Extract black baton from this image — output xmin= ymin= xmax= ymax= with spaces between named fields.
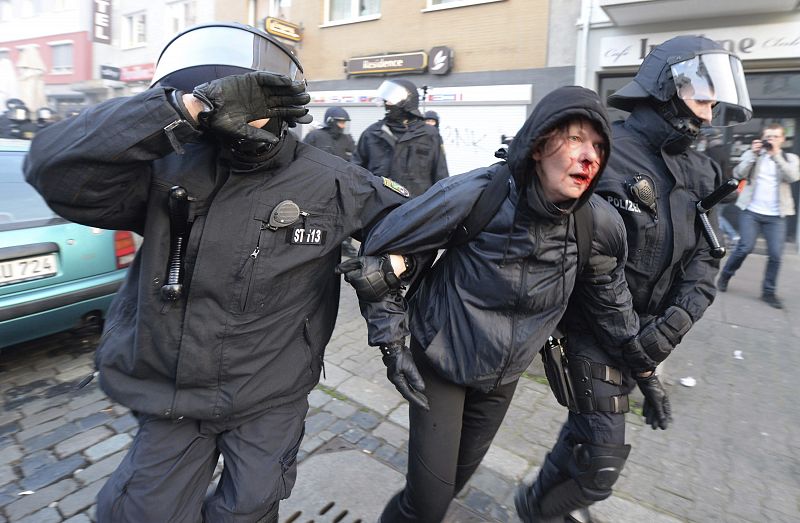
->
xmin=161 ymin=186 xmax=190 ymax=301
xmin=696 ymin=179 xmax=739 ymax=259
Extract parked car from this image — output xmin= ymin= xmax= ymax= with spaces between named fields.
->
xmin=0 ymin=138 xmax=134 ymax=350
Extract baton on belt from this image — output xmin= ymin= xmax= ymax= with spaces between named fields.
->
xmin=161 ymin=186 xmax=190 ymax=301
xmin=696 ymin=178 xmax=739 ymax=259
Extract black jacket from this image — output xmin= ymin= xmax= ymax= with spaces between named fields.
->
xmin=352 ymin=119 xmax=448 ymax=197
xmin=303 ymin=125 xmax=355 ymax=161
xmin=24 ymin=88 xmax=407 ymax=420
xmin=596 ymin=104 xmax=722 ymax=323
xmin=358 ymin=87 xmax=638 ymax=391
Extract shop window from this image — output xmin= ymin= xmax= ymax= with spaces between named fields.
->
xmin=123 ymin=12 xmax=147 ymax=48
xmin=168 ymin=1 xmax=197 ymax=34
xmin=51 ymin=43 xmax=73 ymax=74
xmin=324 ymin=0 xmax=380 ymax=25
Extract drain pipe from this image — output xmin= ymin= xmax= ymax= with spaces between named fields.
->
xmin=574 ymin=0 xmax=592 ymax=87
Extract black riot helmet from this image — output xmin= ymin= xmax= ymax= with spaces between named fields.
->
xmin=36 ymin=107 xmax=56 ymax=124
xmin=150 ymin=22 xmax=305 ymax=93
xmin=324 ymin=107 xmax=350 ymax=125
xmin=424 ymin=110 xmax=440 ymax=127
xmin=608 ymin=35 xmax=751 ymax=136
xmin=376 ymin=79 xmax=423 ymax=118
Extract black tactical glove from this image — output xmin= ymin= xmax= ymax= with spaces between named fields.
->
xmin=634 ymin=305 xmax=693 ymax=365
xmin=380 ymin=340 xmax=430 ymax=411
xmin=636 ymin=374 xmax=672 ymax=430
xmin=336 ymin=255 xmax=401 ymax=302
xmin=621 ymin=337 xmax=658 ymax=374
xmin=192 ymin=72 xmax=311 ymax=144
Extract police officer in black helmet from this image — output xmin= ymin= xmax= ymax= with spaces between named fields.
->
xmin=25 ymin=22 xmax=411 ymax=523
xmin=516 ymin=35 xmax=752 ymax=523
xmin=304 ymin=106 xmax=356 ymax=161
xmin=353 ymin=78 xmax=448 ymax=197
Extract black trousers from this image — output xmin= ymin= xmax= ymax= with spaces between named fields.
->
xmin=380 ymin=341 xmax=519 ymax=523
xmin=96 ymin=396 xmax=308 ymax=523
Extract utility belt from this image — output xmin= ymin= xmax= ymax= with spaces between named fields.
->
xmin=540 ymin=336 xmax=629 ymax=414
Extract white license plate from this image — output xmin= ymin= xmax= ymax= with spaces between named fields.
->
xmin=0 ymin=254 xmax=58 ymax=286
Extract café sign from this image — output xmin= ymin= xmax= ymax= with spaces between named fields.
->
xmin=346 ymin=51 xmax=427 ymax=76
xmin=265 ymin=17 xmax=302 ymax=42
xmin=600 ymin=22 xmax=800 ymax=67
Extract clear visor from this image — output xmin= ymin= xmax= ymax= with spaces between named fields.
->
xmin=151 ymin=25 xmax=303 ymax=87
xmin=376 ymin=80 xmax=414 ymax=106
xmin=670 ymin=52 xmax=752 ymax=127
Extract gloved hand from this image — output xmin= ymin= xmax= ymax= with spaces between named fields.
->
xmin=380 ymin=340 xmax=430 ymax=411
xmin=192 ymin=72 xmax=311 ymax=144
xmin=621 ymin=337 xmax=658 ymax=374
xmin=636 ymin=374 xmax=672 ymax=430
xmin=336 ymin=255 xmax=401 ymax=302
xmin=633 ymin=305 xmax=693 ymax=366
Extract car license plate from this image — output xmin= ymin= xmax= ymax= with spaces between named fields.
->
xmin=0 ymin=254 xmax=58 ymax=286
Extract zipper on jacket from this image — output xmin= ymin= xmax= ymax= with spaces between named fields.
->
xmin=494 ymin=257 xmax=528 ymax=390
xmin=238 ymin=222 xmax=267 ymax=311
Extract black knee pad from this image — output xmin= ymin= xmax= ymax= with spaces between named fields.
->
xmin=573 ymin=442 xmax=631 ymax=496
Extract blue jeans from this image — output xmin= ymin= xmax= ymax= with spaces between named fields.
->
xmin=721 ymin=210 xmax=786 ymax=296
xmin=717 ymin=203 xmax=738 ymax=241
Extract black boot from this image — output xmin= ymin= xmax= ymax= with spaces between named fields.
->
xmin=515 ymin=483 xmax=565 ymax=523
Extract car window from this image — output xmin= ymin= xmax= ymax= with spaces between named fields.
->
xmin=0 ymin=151 xmax=65 ymax=232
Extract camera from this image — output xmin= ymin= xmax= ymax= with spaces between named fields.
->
xmin=762 ymin=141 xmax=773 ymax=151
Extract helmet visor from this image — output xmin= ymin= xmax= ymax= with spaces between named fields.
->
xmin=376 ymin=80 xmax=415 ymax=106
xmin=151 ymin=25 xmax=304 ymax=87
xmin=670 ymin=52 xmax=752 ymax=127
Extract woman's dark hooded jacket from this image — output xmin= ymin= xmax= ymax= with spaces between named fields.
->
xmin=359 ymin=86 xmax=639 ymax=391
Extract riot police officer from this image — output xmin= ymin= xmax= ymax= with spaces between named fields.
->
xmin=515 ymin=35 xmax=752 ymax=523
xmin=304 ymin=106 xmax=356 ymax=161
xmin=25 ymin=22 xmax=409 ymax=523
xmin=353 ymin=78 xmax=448 ymax=197
xmin=0 ymin=99 xmax=36 ymax=139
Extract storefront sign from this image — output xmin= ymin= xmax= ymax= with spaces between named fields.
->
xmin=120 ymin=63 xmax=154 ymax=82
xmin=310 ymin=84 xmax=531 ymax=105
xmin=429 ymin=46 xmax=453 ymax=75
xmin=600 ymin=22 xmax=800 ymax=67
xmin=100 ymin=65 xmax=120 ymax=81
xmin=346 ymin=52 xmax=427 ymax=76
xmin=92 ymin=0 xmax=112 ymax=44
xmin=265 ymin=17 xmax=302 ymax=42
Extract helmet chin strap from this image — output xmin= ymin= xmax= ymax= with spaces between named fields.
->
xmin=655 ymin=97 xmax=704 ymax=138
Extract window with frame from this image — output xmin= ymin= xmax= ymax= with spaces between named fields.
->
xmin=168 ymin=1 xmax=197 ymax=34
xmin=124 ymin=12 xmax=147 ymax=47
xmin=325 ymin=0 xmax=380 ymax=24
xmin=51 ymin=43 xmax=74 ymax=73
xmin=0 ymin=49 xmax=10 ymax=61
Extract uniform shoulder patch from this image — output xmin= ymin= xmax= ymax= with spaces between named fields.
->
xmin=382 ymin=177 xmax=410 ymax=198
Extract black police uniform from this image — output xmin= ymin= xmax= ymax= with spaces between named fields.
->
xmin=24 ymin=86 xmax=408 ymax=522
xmin=303 ymin=123 xmax=355 ymax=161
xmin=353 ymin=87 xmax=639 ymax=521
xmin=353 ymin=118 xmax=448 ymax=197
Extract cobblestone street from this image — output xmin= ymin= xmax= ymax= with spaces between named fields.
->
xmin=1 ymin=252 xmax=798 ymax=522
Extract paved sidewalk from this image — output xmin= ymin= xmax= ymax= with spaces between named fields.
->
xmin=1 ymin=251 xmax=798 ymax=522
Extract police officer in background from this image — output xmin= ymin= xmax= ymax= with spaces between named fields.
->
xmin=25 ymin=22 xmax=409 ymax=523
xmin=516 ymin=35 xmax=752 ymax=522
xmin=353 ymin=78 xmax=448 ymax=197
xmin=424 ymin=110 xmax=440 ymax=129
xmin=0 ymin=99 xmax=36 ymax=139
xmin=304 ymin=106 xmax=355 ymax=161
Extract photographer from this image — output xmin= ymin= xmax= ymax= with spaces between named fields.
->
xmin=717 ymin=124 xmax=800 ymax=308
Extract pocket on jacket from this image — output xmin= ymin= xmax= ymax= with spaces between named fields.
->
xmin=279 ymin=424 xmax=305 ymax=500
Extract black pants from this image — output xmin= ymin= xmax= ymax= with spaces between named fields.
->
xmin=536 ymin=341 xmax=628 ymax=502
xmin=96 ymin=396 xmax=308 ymax=523
xmin=380 ymin=341 xmax=518 ymax=523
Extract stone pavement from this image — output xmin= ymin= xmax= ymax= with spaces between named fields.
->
xmin=1 ymin=251 xmax=798 ymax=522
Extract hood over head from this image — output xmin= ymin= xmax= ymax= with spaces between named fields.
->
xmin=506 ymin=85 xmax=611 ymax=217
